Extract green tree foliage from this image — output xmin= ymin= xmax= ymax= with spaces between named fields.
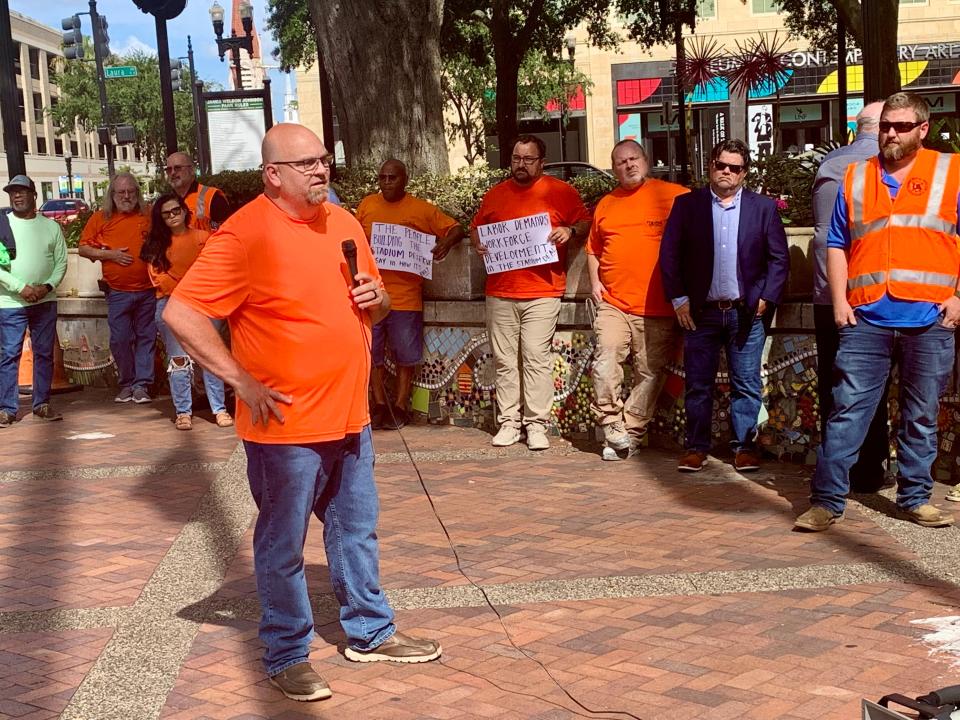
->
xmin=442 ymin=19 xmax=593 ymax=166
xmin=50 ymin=45 xmax=198 ymax=171
xmin=265 ymin=0 xmax=316 ymax=70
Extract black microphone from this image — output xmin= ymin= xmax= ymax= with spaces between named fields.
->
xmin=341 ymin=239 xmax=360 ymax=288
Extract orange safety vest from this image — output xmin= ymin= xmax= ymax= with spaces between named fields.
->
xmin=843 ymin=148 xmax=960 ymax=307
xmin=183 ymin=183 xmax=222 ymax=231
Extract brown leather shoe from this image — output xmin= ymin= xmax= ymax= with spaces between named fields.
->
xmin=734 ymin=448 xmax=761 ymax=472
xmin=678 ymin=450 xmax=707 ymax=472
xmin=268 ymin=662 xmax=332 ymax=701
xmin=344 ymin=631 xmax=442 ymax=663
xmin=899 ymin=503 xmax=954 ymax=528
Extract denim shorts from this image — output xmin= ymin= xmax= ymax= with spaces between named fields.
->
xmin=372 ymin=310 xmax=423 ymax=367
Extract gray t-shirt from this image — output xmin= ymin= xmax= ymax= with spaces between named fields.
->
xmin=811 ymin=134 xmax=879 ymax=305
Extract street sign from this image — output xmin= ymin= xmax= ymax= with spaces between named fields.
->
xmin=104 ymin=66 xmax=137 ymax=79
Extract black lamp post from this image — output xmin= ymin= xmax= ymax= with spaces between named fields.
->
xmin=210 ymin=0 xmax=254 ymax=91
xmin=64 ymin=150 xmax=74 ymax=198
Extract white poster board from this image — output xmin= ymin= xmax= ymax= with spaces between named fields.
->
xmin=206 ymin=97 xmax=266 ymax=173
xmin=370 ymin=223 xmax=436 ymax=279
xmin=475 ymin=212 xmax=558 ymax=274
xmin=747 ymin=102 xmax=774 ymax=158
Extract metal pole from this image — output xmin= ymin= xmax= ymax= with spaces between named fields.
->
xmin=66 ymin=156 xmax=73 ymax=198
xmin=262 ymin=77 xmax=273 ymax=130
xmin=231 ymin=44 xmax=243 ymax=90
xmin=155 ymin=15 xmax=178 ymax=157
xmin=0 ymin=0 xmax=26 ymax=178
xmin=89 ymin=0 xmax=114 ymax=178
xmin=674 ymin=13 xmax=690 ymax=186
xmin=836 ymin=18 xmax=848 ymax=146
xmin=187 ymin=36 xmax=204 ymax=171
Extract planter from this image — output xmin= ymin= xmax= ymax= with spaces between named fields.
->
xmin=57 ymin=248 xmax=103 ymax=298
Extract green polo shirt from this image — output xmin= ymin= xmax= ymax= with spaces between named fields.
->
xmin=0 ymin=214 xmax=68 ymax=309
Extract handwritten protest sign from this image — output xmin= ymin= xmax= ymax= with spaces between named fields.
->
xmin=475 ymin=212 xmax=557 ymax=274
xmin=370 ymin=223 xmax=436 ymax=279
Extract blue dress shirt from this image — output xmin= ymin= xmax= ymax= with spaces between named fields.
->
xmin=706 ymin=187 xmax=743 ymax=301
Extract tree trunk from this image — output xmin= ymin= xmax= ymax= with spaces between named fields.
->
xmin=861 ymin=0 xmax=901 ymax=100
xmin=493 ymin=52 xmax=522 ymax=169
xmin=308 ymin=0 xmax=449 ymax=174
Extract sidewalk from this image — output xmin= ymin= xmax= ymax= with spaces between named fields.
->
xmin=2 ymin=388 xmax=960 ymax=719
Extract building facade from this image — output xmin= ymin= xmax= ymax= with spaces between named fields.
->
xmin=0 ymin=12 xmax=148 ymax=204
xmin=571 ymin=0 xmax=960 ymax=174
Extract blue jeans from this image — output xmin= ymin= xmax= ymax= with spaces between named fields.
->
xmin=106 ymin=288 xmax=157 ymax=390
xmin=683 ymin=307 xmax=766 ymax=452
xmin=372 ymin=310 xmax=423 ymax=367
xmin=244 ymin=426 xmax=395 ymax=676
xmin=811 ymin=316 xmax=954 ymax=515
xmin=155 ymin=296 xmax=226 ymax=415
xmin=0 ymin=301 xmax=57 ymax=414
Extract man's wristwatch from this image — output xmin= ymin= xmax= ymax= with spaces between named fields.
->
xmin=566 ymin=226 xmax=577 ymax=240
xmin=43 ymin=283 xmax=53 ymax=293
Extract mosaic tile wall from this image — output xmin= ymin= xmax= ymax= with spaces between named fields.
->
xmin=383 ymin=326 xmax=960 ymax=480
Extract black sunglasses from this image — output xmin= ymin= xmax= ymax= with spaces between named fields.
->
xmin=713 ymin=160 xmax=745 ymax=174
xmin=878 ymin=120 xmax=924 ymax=134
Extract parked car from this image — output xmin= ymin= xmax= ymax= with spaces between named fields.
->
xmin=39 ymin=198 xmax=89 ymax=223
xmin=543 ymin=162 xmax=613 ymax=182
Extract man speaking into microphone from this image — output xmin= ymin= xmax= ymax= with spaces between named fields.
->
xmin=162 ymin=124 xmax=441 ymax=703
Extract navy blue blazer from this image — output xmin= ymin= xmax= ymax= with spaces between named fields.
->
xmin=659 ymin=186 xmax=789 ymax=339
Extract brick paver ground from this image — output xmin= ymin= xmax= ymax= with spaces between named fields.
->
xmin=2 ymin=387 xmax=960 ymax=719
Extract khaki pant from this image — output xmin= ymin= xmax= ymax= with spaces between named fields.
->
xmin=591 ymin=302 xmax=678 ymax=437
xmin=486 ymin=296 xmax=561 ymax=430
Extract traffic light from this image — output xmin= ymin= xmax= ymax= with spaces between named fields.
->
xmin=94 ymin=15 xmax=110 ymax=58
xmin=170 ymin=59 xmax=182 ymax=91
xmin=61 ymin=15 xmax=84 ymax=60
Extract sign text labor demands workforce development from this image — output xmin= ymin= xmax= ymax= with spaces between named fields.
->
xmin=475 ymin=213 xmax=558 ymax=274
xmin=370 ymin=223 xmax=437 ymax=279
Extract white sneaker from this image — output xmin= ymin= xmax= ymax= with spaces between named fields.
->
xmin=526 ymin=426 xmax=550 ymax=451
xmin=491 ymin=425 xmax=521 ymax=447
xmin=602 ymin=420 xmax=631 ymax=451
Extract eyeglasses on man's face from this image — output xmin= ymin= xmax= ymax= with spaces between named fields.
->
xmin=164 ymin=164 xmax=193 ymax=174
xmin=713 ymin=160 xmax=745 ymax=174
xmin=511 ymin=155 xmax=542 ymax=166
xmin=270 ymin=155 xmax=333 ymax=174
xmin=160 ymin=206 xmax=183 ymax=219
xmin=878 ymin=120 xmax=924 ymax=134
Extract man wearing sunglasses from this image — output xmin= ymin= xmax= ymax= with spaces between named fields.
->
xmin=797 ymin=92 xmax=960 ymax=532
xmin=660 ymin=139 xmax=789 ymax=473
xmin=164 ymin=152 xmax=230 ymax=231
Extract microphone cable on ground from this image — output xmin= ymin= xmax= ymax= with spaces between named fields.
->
xmin=349 ymin=261 xmax=644 ymax=720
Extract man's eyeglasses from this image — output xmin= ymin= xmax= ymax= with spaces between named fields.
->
xmin=713 ymin=160 xmax=745 ymax=174
xmin=270 ymin=156 xmax=333 ymax=174
xmin=164 ymin=164 xmax=193 ymax=174
xmin=160 ymin=206 xmax=183 ymax=219
xmin=511 ymin=155 xmax=542 ymax=165
xmin=879 ymin=120 xmax=924 ymax=134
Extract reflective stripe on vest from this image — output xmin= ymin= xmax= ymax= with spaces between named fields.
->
xmin=847 ymin=271 xmax=886 ymax=291
xmin=889 ymin=268 xmax=958 ymax=289
xmin=850 ymin=153 xmax=959 ymax=241
xmin=195 ymin=184 xmax=210 ymax=220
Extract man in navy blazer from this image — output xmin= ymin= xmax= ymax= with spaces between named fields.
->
xmin=659 ymin=139 xmax=789 ymax=473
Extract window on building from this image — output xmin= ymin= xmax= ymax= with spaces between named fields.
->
xmin=29 ymin=48 xmax=40 ymax=79
xmin=21 ymin=135 xmax=29 ymax=153
xmin=33 ymin=92 xmax=44 ymax=123
xmin=36 ymin=136 xmax=47 ymax=155
xmin=18 ymin=97 xmax=25 ymax=123
xmin=751 ymin=0 xmax=780 ymax=13
xmin=98 ymin=144 xmax=105 ymax=159
xmin=696 ymin=0 xmax=716 ymax=18
xmin=41 ymin=182 xmax=53 ymax=202
xmin=70 ymin=140 xmax=79 ymax=156
xmin=12 ymin=42 xmax=20 ymax=75
xmin=54 ymin=138 xmax=63 ymax=155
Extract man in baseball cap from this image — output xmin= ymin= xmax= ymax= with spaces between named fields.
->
xmin=0 ymin=174 xmax=68 ymax=425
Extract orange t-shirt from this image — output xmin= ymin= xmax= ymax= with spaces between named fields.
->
xmin=80 ymin=210 xmax=153 ymax=291
xmin=587 ymin=179 xmax=689 ymax=317
xmin=356 ymin=192 xmax=459 ymax=311
xmin=471 ymin=175 xmax=589 ymax=299
xmin=172 ymin=195 xmax=380 ymax=444
xmin=147 ymin=228 xmax=210 ymax=297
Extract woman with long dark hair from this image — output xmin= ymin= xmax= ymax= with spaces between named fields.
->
xmin=141 ymin=193 xmax=233 ymax=430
